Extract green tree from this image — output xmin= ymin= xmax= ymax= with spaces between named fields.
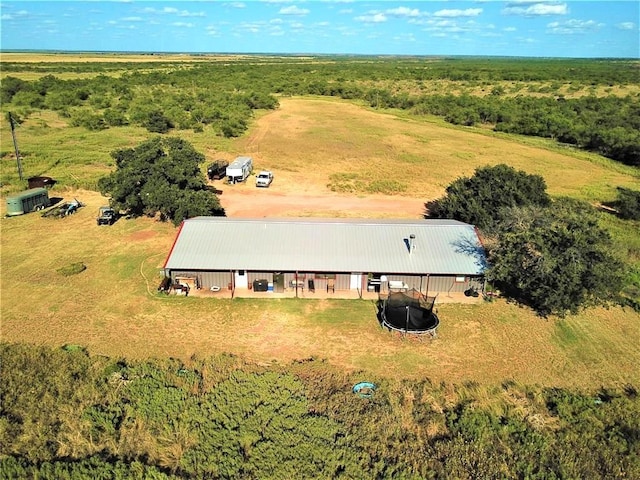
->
xmin=488 ymin=199 xmax=625 ymax=316
xmin=1 ymin=76 xmax=31 ymax=103
xmin=69 ymin=108 xmax=107 ymax=131
xmin=143 ymin=110 xmax=173 ymax=133
xmin=615 ymin=187 xmax=640 ymax=220
xmin=98 ymin=137 xmax=224 ymax=225
xmin=427 ymin=164 xmax=551 ymax=232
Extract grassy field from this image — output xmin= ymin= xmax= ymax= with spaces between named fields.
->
xmin=1 ymin=193 xmax=638 ymax=389
xmin=5 ymin=97 xmax=638 ymax=202
xmin=1 ymin=93 xmax=639 ymax=388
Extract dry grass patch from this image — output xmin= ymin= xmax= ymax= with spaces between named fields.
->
xmin=236 ymin=97 xmax=639 ymax=204
xmin=2 ymin=197 xmax=638 ymax=389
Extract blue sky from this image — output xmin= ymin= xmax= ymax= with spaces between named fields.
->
xmin=1 ymin=1 xmax=638 ymax=58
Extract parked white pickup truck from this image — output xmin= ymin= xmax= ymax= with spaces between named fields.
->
xmin=255 ymin=171 xmax=274 ymax=187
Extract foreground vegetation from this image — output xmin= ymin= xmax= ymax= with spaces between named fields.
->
xmin=1 ymin=343 xmax=639 ymax=479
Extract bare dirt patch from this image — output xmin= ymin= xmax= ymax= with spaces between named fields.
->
xmin=128 ymin=230 xmax=158 ymax=242
xmin=218 ymin=183 xmax=425 ymax=218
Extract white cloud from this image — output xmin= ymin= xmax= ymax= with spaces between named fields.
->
xmin=121 ymin=16 xmax=143 ymax=22
xmin=547 ymin=19 xmax=603 ymax=34
xmin=178 ymin=10 xmax=205 ymax=18
xmin=423 ymin=18 xmax=476 ymax=34
xmin=503 ymin=2 xmax=568 ymax=16
xmin=393 ymin=32 xmax=416 ymax=42
xmin=356 ymin=12 xmax=387 ymax=23
xmin=433 ymin=8 xmax=482 ymax=18
xmin=2 ymin=9 xmax=30 ymax=20
xmin=172 ymin=22 xmax=194 ymax=28
xmin=270 ymin=26 xmax=285 ymax=36
xmin=238 ymin=21 xmax=266 ymax=33
xmin=503 ymin=26 xmax=517 ymax=32
xmin=616 ymin=22 xmax=635 ymax=30
xmin=140 ymin=7 xmax=204 ymax=17
xmin=385 ymin=7 xmax=422 ymax=18
xmin=279 ymin=6 xmax=309 ymax=16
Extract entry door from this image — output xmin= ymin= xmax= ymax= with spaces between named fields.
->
xmin=273 ymin=273 xmax=284 ymax=293
xmin=234 ymin=270 xmax=248 ymax=289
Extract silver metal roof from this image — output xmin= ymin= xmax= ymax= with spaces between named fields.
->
xmin=227 ymin=156 xmax=252 ymax=169
xmin=164 ymin=217 xmax=486 ymax=275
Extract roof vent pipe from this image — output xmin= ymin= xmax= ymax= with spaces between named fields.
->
xmin=409 ymin=234 xmax=416 ymax=254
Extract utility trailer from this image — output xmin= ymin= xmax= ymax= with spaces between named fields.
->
xmin=42 ymin=198 xmax=84 ymax=218
xmin=5 ymin=188 xmax=50 ymax=216
xmin=226 ymin=156 xmax=253 ymax=184
xmin=207 ymin=160 xmax=229 ymax=180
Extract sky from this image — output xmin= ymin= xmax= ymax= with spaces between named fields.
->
xmin=1 ymin=1 xmax=638 ymax=58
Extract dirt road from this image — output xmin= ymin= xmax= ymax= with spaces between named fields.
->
xmin=217 ymin=181 xmax=426 ymax=218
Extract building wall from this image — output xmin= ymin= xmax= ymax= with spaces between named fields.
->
xmin=170 ymin=270 xmax=231 ymax=290
xmin=169 ymin=269 xmax=484 ymax=296
xmin=426 ymin=275 xmax=483 ymax=295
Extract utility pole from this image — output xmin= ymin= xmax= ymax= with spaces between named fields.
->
xmin=8 ymin=112 xmax=24 ymax=180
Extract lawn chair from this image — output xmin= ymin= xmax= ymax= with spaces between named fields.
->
xmin=327 ymin=278 xmax=335 ymax=293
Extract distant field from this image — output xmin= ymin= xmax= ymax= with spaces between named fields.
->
xmin=1 ymin=96 xmax=639 ymax=388
xmin=0 ymin=52 xmax=238 ymax=63
xmin=2 ymin=53 xmax=638 ymax=99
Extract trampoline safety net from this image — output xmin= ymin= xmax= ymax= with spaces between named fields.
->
xmin=379 ymin=289 xmax=439 ymax=334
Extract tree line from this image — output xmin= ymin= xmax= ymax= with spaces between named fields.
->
xmin=2 ymin=58 xmax=638 ymax=163
xmin=1 ymin=343 xmax=638 ymax=479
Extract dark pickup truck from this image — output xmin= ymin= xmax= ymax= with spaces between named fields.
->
xmin=207 ymin=160 xmax=229 ymax=180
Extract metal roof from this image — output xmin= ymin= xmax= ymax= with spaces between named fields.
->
xmin=164 ymin=217 xmax=487 ymax=275
xmin=227 ymin=156 xmax=252 ymax=169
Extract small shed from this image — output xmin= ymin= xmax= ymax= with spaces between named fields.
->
xmin=27 ymin=176 xmax=56 ymax=189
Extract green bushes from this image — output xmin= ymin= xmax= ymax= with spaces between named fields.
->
xmin=2 ymin=344 xmax=639 ymax=479
xmin=615 ymin=187 xmax=640 ymax=221
xmin=429 ymin=165 xmax=627 ymax=316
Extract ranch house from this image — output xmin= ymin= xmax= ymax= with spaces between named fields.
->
xmin=162 ymin=217 xmax=487 ymax=300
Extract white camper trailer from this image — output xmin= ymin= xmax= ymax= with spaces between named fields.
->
xmin=226 ymin=156 xmax=253 ymax=184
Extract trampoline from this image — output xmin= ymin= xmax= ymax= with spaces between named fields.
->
xmin=378 ymin=289 xmax=439 ymax=335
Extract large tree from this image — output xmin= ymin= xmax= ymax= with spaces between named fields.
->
xmin=98 ymin=137 xmax=224 ymax=225
xmin=427 ymin=164 xmax=550 ymax=232
xmin=488 ymin=199 xmax=625 ymax=316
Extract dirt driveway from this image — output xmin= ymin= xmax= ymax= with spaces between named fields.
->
xmin=216 ymin=181 xmax=426 ymax=219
